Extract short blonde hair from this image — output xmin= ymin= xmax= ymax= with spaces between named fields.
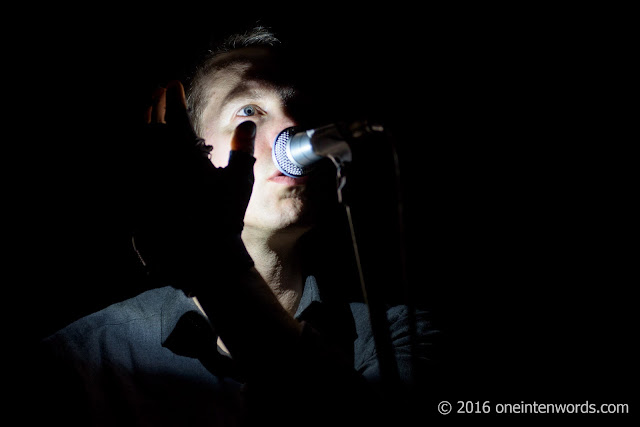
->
xmin=186 ymin=26 xmax=281 ymax=136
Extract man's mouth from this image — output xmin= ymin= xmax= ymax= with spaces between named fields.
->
xmin=268 ymin=170 xmax=309 ymax=186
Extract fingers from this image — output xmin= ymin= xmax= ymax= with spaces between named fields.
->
xmin=225 ymin=122 xmax=257 ymax=200
xmin=165 ymin=80 xmax=189 ymax=123
xmin=226 ymin=121 xmax=257 ymax=190
xmin=231 ymin=120 xmax=256 ymax=155
xmin=167 ymin=80 xmax=199 ymax=141
xmin=225 ymin=122 xmax=257 ymax=232
xmin=144 ymin=81 xmax=190 ymax=126
xmin=145 ymin=87 xmax=167 ymax=124
xmin=143 ymin=80 xmax=200 ymax=154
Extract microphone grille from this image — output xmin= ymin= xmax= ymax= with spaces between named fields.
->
xmin=272 ymin=127 xmax=313 ymax=178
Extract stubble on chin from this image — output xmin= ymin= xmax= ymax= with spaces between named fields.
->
xmin=249 ymin=191 xmax=315 ymax=234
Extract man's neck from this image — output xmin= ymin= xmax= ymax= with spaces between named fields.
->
xmin=241 ymin=226 xmax=307 ymax=315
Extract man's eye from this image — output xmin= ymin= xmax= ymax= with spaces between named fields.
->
xmin=238 ymin=105 xmax=258 ymax=117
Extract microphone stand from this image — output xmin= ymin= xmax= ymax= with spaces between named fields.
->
xmin=327 ymin=127 xmax=415 ymax=398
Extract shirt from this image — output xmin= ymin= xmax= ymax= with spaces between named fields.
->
xmin=38 ymin=276 xmax=437 ymax=426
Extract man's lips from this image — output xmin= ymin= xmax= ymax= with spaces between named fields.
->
xmin=267 ymin=170 xmax=309 ymax=185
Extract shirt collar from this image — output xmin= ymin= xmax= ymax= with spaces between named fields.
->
xmin=160 ymin=275 xmax=323 ymax=352
xmin=294 ymin=275 xmax=322 ymax=319
xmin=160 ymin=286 xmax=203 ymax=347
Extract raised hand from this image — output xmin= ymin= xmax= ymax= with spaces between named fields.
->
xmin=133 ymin=81 xmax=257 ymax=290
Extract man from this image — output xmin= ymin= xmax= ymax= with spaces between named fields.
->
xmin=37 ymin=26 xmax=437 ymax=426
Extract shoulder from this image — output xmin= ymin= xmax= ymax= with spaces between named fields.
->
xmin=41 ymin=286 xmax=174 ymax=357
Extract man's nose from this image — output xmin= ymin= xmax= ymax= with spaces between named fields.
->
xmin=254 ymin=118 xmax=297 ymax=157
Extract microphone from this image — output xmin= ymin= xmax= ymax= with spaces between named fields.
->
xmin=272 ymin=120 xmax=384 ymax=178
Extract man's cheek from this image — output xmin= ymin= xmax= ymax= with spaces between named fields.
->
xmin=206 ymin=139 xmax=233 ymax=168
xmin=209 ymin=151 xmax=229 ymax=168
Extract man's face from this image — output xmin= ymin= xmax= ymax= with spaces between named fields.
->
xmin=198 ymin=47 xmax=315 ymax=236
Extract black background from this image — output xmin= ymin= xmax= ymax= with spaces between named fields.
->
xmin=15 ymin=3 xmax=634 ymax=419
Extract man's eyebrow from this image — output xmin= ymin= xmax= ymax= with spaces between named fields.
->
xmin=222 ymin=83 xmax=265 ymax=105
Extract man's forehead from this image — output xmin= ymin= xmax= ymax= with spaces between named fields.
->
xmin=205 ymin=65 xmax=294 ymax=104
xmin=204 ymin=48 xmax=296 ymax=105
xmin=207 ymin=46 xmax=289 ymax=84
